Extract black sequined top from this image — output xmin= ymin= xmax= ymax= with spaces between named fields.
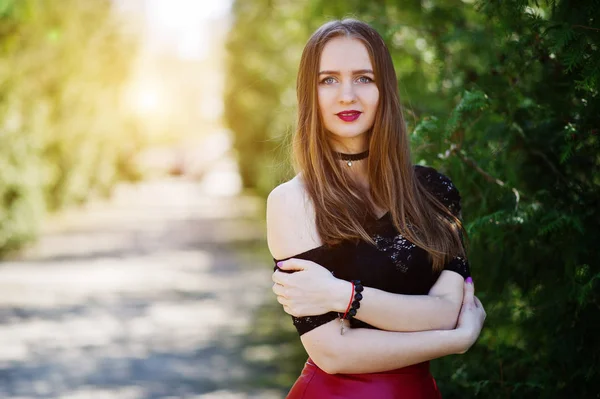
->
xmin=272 ymin=165 xmax=471 ymax=336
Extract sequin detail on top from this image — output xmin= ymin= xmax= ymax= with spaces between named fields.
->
xmin=373 ymin=233 xmax=416 ymax=273
xmin=369 ymin=166 xmax=464 ymax=273
xmin=418 ymin=166 xmax=462 ymax=217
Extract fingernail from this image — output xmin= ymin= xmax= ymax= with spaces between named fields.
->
xmin=277 ymin=261 xmax=283 ymax=268
xmin=466 ymin=276 xmax=473 ymax=284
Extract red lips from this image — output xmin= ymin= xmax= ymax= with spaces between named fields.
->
xmin=336 ymin=110 xmax=362 ymax=122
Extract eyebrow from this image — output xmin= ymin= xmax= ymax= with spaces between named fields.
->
xmin=318 ymin=69 xmax=374 ymax=75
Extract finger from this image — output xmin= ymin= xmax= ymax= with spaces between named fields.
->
xmin=272 ymin=270 xmax=289 ymax=285
xmin=276 ymin=259 xmax=310 ymax=271
xmin=466 ymin=277 xmax=475 ymax=296
xmin=276 ymin=295 xmax=288 ymax=306
xmin=463 ymin=279 xmax=475 ymax=306
xmin=272 ymin=283 xmax=285 ymax=297
xmin=474 ymin=297 xmax=485 ymax=315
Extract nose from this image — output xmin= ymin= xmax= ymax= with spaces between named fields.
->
xmin=338 ymin=81 xmax=357 ymax=104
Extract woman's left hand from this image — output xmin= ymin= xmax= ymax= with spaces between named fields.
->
xmin=272 ymin=259 xmax=347 ymax=317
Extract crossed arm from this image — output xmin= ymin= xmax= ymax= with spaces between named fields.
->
xmin=343 ymin=271 xmax=464 ymax=331
xmin=300 ymin=305 xmax=473 ymax=374
xmin=266 ymin=183 xmax=482 ymax=374
xmin=275 ymin=261 xmax=465 ymax=332
xmin=272 ymin=260 xmax=469 ymax=374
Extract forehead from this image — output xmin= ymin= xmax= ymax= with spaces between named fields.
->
xmin=319 ymin=36 xmax=373 ymax=71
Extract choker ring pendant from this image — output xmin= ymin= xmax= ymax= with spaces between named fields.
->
xmin=334 ymin=150 xmax=369 ymax=167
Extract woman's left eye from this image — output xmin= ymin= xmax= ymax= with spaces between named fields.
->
xmin=357 ymin=76 xmax=373 ymax=83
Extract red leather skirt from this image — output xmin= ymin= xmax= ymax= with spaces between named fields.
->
xmin=286 ymin=358 xmax=442 ymax=399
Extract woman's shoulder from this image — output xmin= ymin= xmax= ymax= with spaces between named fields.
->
xmin=413 ymin=164 xmax=462 ymax=217
xmin=266 ymin=174 xmax=323 ymax=261
xmin=413 ymin=164 xmax=455 ymax=185
xmin=266 ymin=174 xmax=309 ymax=219
xmin=267 ymin=174 xmax=304 ymax=203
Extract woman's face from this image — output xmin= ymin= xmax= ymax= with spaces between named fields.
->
xmin=317 ymin=36 xmax=379 ymax=149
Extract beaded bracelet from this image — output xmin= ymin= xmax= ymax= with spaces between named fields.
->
xmin=348 ymin=280 xmax=363 ymax=318
xmin=339 ymin=280 xmax=364 ymax=335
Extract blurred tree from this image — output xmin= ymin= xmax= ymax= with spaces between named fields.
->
xmin=226 ymin=0 xmax=599 ymax=397
xmin=0 ymin=0 xmax=139 ymax=255
xmin=225 ymin=1 xmax=306 ymax=194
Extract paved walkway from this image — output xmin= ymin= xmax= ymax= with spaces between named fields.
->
xmin=0 ymin=179 xmax=281 ymax=399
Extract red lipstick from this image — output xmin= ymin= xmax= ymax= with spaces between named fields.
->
xmin=336 ymin=110 xmax=362 ymax=122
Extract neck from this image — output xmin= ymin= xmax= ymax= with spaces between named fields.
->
xmin=329 ymin=135 xmax=368 ymax=155
xmin=336 ymin=154 xmax=370 ymax=190
xmin=329 ymin=138 xmax=370 ymax=186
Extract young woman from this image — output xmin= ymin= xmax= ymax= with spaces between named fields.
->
xmin=266 ymin=19 xmax=486 ymax=398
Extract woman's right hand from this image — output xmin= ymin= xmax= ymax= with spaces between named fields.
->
xmin=455 ymin=278 xmax=486 ymax=354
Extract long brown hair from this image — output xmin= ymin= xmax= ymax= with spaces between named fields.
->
xmin=293 ymin=19 xmax=465 ymax=271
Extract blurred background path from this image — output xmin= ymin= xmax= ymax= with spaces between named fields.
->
xmin=0 ymin=177 xmax=279 ymax=399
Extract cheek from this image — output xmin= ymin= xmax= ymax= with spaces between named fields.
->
xmin=371 ymin=98 xmax=380 ymax=115
xmin=318 ymin=88 xmax=335 ymax=108
xmin=364 ymin=87 xmax=380 ymax=109
xmin=318 ymin=88 xmax=337 ymax=120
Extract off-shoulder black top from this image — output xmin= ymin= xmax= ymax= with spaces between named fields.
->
xmin=272 ymin=165 xmax=471 ymax=336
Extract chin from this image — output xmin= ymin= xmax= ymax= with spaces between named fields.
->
xmin=328 ymin=127 xmax=370 ymax=139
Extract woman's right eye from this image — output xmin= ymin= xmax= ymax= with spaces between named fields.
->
xmin=320 ymin=77 xmax=336 ymax=85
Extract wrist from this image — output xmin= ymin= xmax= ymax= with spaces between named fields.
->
xmin=332 ymin=279 xmax=353 ymax=313
xmin=450 ymin=328 xmax=472 ymax=355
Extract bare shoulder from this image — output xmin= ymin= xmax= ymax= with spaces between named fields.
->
xmin=266 ymin=175 xmax=305 ymax=215
xmin=266 ymin=175 xmax=321 ymax=260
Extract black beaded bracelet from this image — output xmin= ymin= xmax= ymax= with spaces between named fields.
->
xmin=345 ymin=280 xmax=363 ymax=319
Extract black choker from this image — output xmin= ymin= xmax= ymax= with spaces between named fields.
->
xmin=334 ymin=150 xmax=369 ymax=166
